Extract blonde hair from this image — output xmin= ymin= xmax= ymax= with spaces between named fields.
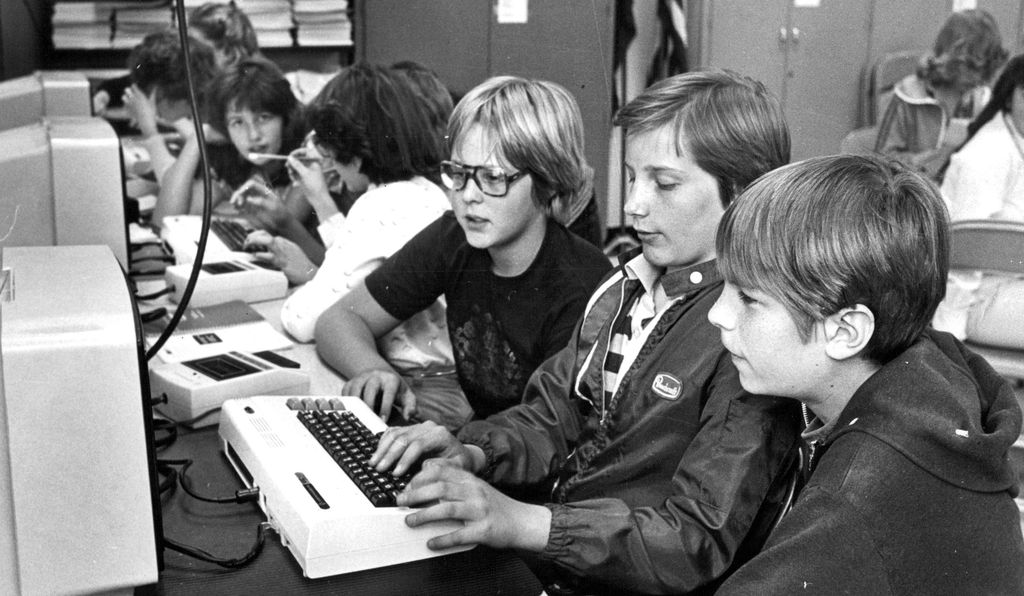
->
xmin=446 ymin=76 xmax=592 ymax=211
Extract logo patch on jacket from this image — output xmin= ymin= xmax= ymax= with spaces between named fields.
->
xmin=652 ymin=373 xmax=682 ymax=400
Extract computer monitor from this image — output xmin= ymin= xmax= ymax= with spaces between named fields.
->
xmin=0 ymin=116 xmax=130 ymax=268
xmin=0 ymin=245 xmax=161 ymax=595
xmin=0 ymin=70 xmax=92 ymax=131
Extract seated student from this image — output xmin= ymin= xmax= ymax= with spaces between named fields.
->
xmin=155 ymin=58 xmax=323 ymax=263
xmin=115 ymin=30 xmax=219 ymax=182
xmin=710 ymin=153 xmax=1024 ymax=595
xmin=942 ymin=52 xmax=1024 ymax=221
xmin=315 ymin=76 xmax=611 ymax=429
xmin=187 ymin=2 xmax=261 ymax=69
xmin=875 ymin=9 xmax=1007 ymax=180
xmin=265 ymin=64 xmax=450 ymax=343
xmin=364 ymin=70 xmax=802 ymax=594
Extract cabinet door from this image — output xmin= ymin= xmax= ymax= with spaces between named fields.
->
xmin=706 ymin=0 xmax=789 ymax=101
xmin=357 ymin=0 xmax=490 ymax=97
xmin=490 ymin=0 xmax=615 ymax=220
xmin=786 ymin=0 xmax=871 ymax=159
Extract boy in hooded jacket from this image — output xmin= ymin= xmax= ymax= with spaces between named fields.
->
xmin=711 ymin=153 xmax=1024 ymax=594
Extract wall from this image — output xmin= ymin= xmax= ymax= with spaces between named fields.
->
xmin=0 ymin=1 xmax=48 ymax=80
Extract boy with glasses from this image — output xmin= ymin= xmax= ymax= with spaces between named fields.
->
xmin=363 ymin=70 xmax=802 ymax=594
xmin=315 ymin=76 xmax=611 ymax=429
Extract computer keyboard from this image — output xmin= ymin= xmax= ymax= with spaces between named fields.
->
xmin=210 ymin=218 xmax=251 ymax=252
xmin=218 ymin=395 xmax=472 ymax=578
xmin=296 ymin=409 xmax=413 ymax=507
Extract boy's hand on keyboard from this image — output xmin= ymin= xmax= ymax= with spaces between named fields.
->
xmin=344 ymin=369 xmax=416 ymax=424
xmin=399 ymin=462 xmax=552 ymax=552
xmin=371 ymin=421 xmax=471 ymax=477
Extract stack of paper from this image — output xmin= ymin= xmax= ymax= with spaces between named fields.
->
xmin=293 ymin=0 xmax=351 ymax=47
xmin=113 ymin=1 xmax=174 ymax=49
xmin=236 ymin=0 xmax=294 ymax=48
xmin=51 ymin=2 xmax=116 ymax=49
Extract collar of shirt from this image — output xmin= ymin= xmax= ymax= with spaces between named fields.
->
xmin=623 ymin=255 xmax=721 ymax=298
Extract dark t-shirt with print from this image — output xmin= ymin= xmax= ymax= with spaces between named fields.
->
xmin=364 ymin=211 xmax=611 ymax=419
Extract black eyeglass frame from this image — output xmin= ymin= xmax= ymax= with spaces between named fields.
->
xmin=439 ymin=160 xmax=528 ymax=198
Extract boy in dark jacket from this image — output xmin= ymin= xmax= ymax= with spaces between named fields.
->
xmin=364 ymin=69 xmax=803 ymax=594
xmin=711 ymin=153 xmax=1024 ymax=594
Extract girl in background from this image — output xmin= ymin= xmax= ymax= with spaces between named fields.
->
xmin=154 ymin=58 xmax=322 ymax=263
xmin=941 ymin=53 xmax=1024 ymax=221
xmin=875 ymin=9 xmax=1007 ymax=180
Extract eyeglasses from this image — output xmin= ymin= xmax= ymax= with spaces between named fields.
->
xmin=440 ymin=160 xmax=527 ymax=197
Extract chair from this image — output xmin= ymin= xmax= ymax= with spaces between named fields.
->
xmin=949 ymin=219 xmax=1024 ymax=382
xmin=861 ymin=50 xmax=922 ymax=126
xmin=839 ymin=126 xmax=879 ymax=154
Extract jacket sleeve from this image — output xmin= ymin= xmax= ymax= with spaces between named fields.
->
xmin=457 ymin=338 xmax=587 ymax=489
xmin=716 ymin=487 xmax=892 ymax=596
xmin=537 ymin=356 xmax=800 ymax=593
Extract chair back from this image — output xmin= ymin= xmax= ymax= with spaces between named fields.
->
xmin=950 ymin=219 xmax=1024 ymax=275
xmin=862 ymin=50 xmax=922 ymax=125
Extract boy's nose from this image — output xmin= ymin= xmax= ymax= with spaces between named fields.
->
xmin=459 ymin=177 xmax=485 ymax=203
xmin=707 ymin=294 xmax=732 ymax=330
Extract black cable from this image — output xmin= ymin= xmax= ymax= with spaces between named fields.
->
xmin=136 ymin=285 xmax=175 ymax=300
xmin=163 ymin=523 xmax=269 ymax=569
xmin=154 ymin=405 xmax=222 ymax=428
xmin=152 ymin=417 xmax=179 ymax=450
xmin=159 ymin=458 xmax=260 ymax=505
xmin=131 ymin=255 xmax=175 ymax=264
xmin=140 ymin=307 xmax=168 ymax=323
xmin=147 ymin=0 xmax=214 ymax=361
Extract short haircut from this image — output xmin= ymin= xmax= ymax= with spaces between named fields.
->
xmin=613 ymin=68 xmax=791 ymax=207
xmin=188 ymin=2 xmax=260 ymax=67
xmin=127 ymin=30 xmax=218 ymax=103
xmin=307 ymin=62 xmax=446 ymax=185
xmin=716 ymin=154 xmax=950 ymax=364
xmin=919 ymin=9 xmax=1007 ymax=89
xmin=205 ymin=58 xmax=306 ymax=188
xmin=446 ymin=75 xmax=593 ymax=210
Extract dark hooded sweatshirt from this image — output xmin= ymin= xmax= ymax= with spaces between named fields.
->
xmin=718 ymin=330 xmax=1024 ymax=595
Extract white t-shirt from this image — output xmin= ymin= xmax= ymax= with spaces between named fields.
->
xmin=941 ymin=113 xmax=1024 ymax=222
xmin=280 ymin=176 xmax=454 ymax=372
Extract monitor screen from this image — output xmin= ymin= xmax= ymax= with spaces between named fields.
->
xmin=0 ymin=116 xmax=130 ymax=268
xmin=0 ymin=71 xmax=92 ymax=132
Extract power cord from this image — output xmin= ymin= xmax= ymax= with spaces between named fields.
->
xmin=158 ymin=458 xmax=260 ymax=505
xmin=154 ymin=405 xmax=222 ymax=429
xmin=136 ymin=285 xmax=175 ymax=301
xmin=163 ymin=523 xmax=270 ymax=569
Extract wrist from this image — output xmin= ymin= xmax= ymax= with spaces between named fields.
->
xmin=514 ymin=503 xmax=552 ymax=552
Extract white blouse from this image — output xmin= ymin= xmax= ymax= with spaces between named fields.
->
xmin=941 ymin=113 xmax=1024 ymax=222
xmin=280 ymin=176 xmax=454 ymax=373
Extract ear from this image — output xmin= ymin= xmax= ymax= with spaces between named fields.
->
xmin=821 ymin=304 xmax=875 ymax=361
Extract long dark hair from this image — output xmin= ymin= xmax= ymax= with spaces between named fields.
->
xmin=962 ymin=53 xmax=1024 ymax=147
xmin=205 ymin=58 xmax=305 ymax=188
xmin=310 ymin=63 xmax=445 ymax=185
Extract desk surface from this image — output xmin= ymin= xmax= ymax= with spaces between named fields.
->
xmin=142 ymin=293 xmax=542 ymax=594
